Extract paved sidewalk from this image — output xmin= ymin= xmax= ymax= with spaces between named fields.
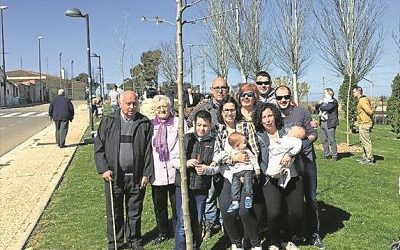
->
xmin=0 ymin=101 xmax=89 ymax=250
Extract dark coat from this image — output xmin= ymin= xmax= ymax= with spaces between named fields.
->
xmin=316 ymin=98 xmax=339 ymax=129
xmin=48 ymin=95 xmax=74 ymax=121
xmin=94 ymin=112 xmax=154 ymax=187
xmin=175 ymin=133 xmax=215 ymax=190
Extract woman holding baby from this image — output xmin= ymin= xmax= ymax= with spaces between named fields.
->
xmin=253 ymin=102 xmax=305 ymax=250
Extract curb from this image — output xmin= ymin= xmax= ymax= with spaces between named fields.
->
xmin=18 ymin=127 xmax=87 ymax=250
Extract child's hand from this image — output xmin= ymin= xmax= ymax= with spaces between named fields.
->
xmin=210 ymin=161 xmax=217 ymax=167
xmin=255 ymin=169 xmax=261 ymax=176
xmin=187 ymin=159 xmax=199 ymax=168
xmin=195 ymin=165 xmax=207 ymax=175
xmin=280 ymin=168 xmax=290 ymax=175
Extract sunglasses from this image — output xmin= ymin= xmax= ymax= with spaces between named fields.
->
xmin=275 ymin=95 xmax=291 ymax=100
xmin=256 ymin=81 xmax=271 ymax=86
xmin=240 ymin=92 xmax=255 ymax=98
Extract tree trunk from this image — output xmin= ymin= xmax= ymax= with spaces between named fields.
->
xmin=176 ymin=1 xmax=193 ymax=249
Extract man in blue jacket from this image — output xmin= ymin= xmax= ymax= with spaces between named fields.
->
xmin=48 ymin=89 xmax=74 ymax=148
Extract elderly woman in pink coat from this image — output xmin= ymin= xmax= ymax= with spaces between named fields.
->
xmin=150 ymin=94 xmax=186 ymax=245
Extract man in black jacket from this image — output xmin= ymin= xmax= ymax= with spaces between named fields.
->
xmin=94 ymin=91 xmax=154 ymax=250
xmin=48 ymin=89 xmax=74 ymax=148
xmin=316 ymin=88 xmax=339 ymax=161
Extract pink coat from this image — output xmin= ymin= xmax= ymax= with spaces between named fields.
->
xmin=151 ymin=117 xmax=186 ymax=186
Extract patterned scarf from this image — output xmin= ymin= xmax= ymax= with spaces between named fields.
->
xmin=152 ymin=112 xmax=174 ymax=161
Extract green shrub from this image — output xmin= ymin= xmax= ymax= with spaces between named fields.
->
xmin=387 ymin=74 xmax=400 ymax=134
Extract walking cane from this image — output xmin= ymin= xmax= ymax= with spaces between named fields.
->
xmin=109 ymin=180 xmax=117 ymax=250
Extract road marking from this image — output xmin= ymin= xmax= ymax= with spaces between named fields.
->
xmin=19 ymin=112 xmax=37 ymax=117
xmin=2 ymin=112 xmax=22 ymax=117
xmin=35 ymin=112 xmax=48 ymax=117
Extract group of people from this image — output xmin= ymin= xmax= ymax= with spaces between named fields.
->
xmin=92 ymin=70 xmax=374 ymax=250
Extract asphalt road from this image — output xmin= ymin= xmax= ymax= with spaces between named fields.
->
xmin=0 ymin=104 xmax=52 ymax=156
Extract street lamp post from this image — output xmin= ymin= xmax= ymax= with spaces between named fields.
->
xmin=38 ymin=36 xmax=44 ymax=102
xmin=66 ymin=7 xmax=94 ymax=138
xmin=1 ymin=5 xmax=8 ymax=106
xmin=59 ymin=52 xmax=62 ymax=88
xmin=91 ymin=52 xmax=104 ymax=99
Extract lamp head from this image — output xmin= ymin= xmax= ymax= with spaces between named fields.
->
xmin=65 ymin=8 xmax=84 ymax=18
xmin=0 ymin=6 xmax=8 ymax=10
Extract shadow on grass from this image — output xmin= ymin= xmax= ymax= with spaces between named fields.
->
xmin=373 ymin=154 xmax=384 ymax=162
xmin=319 ymin=201 xmax=351 ymax=239
xmin=337 ymin=152 xmax=354 ymax=159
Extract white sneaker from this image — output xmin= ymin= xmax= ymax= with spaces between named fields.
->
xmin=231 ymin=244 xmax=244 ymax=250
xmin=251 ymin=247 xmax=262 ymax=250
xmin=268 ymin=245 xmax=279 ymax=250
xmin=282 ymin=241 xmax=299 ymax=250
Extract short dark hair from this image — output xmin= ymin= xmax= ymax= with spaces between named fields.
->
xmin=354 ymin=86 xmax=363 ymax=95
xmin=252 ymin=102 xmax=284 ymax=132
xmin=256 ymin=71 xmax=271 ymax=79
xmin=217 ymin=97 xmax=243 ymax=124
xmin=146 ymin=88 xmax=157 ymax=98
xmin=275 ymin=85 xmax=292 ymax=97
xmin=194 ymin=110 xmax=212 ymax=125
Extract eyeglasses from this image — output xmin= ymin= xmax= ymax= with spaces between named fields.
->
xmin=275 ymin=95 xmax=291 ymax=101
xmin=256 ymin=81 xmax=271 ymax=86
xmin=222 ymin=109 xmax=236 ymax=114
xmin=212 ymin=86 xmax=228 ymax=91
xmin=240 ymin=92 xmax=255 ymax=98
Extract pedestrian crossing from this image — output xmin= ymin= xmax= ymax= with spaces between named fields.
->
xmin=0 ymin=111 xmax=48 ymax=118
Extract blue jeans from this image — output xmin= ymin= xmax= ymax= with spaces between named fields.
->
xmin=111 ymin=104 xmax=119 ymax=113
xmin=175 ymin=186 xmax=208 ymax=250
xmin=231 ymin=170 xmax=253 ymax=201
xmin=204 ymin=175 xmax=223 ymax=226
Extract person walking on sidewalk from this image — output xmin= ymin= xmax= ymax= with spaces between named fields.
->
xmin=94 ymin=91 xmax=154 ymax=250
xmin=48 ymin=89 xmax=74 ymax=148
xmin=353 ymin=86 xmax=375 ymax=164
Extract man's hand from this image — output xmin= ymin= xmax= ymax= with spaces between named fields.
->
xmin=102 ymin=170 xmax=113 ymax=182
xmin=310 ymin=120 xmax=318 ymax=128
xmin=232 ymin=151 xmax=249 ymax=164
xmin=187 ymin=159 xmax=199 ymax=168
xmin=255 ymin=169 xmax=261 ymax=176
xmin=140 ymin=176 xmax=149 ymax=189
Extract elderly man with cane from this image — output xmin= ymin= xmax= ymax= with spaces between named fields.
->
xmin=94 ymin=91 xmax=154 ymax=250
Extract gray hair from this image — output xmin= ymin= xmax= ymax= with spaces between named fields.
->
xmin=58 ymin=89 xmax=65 ymax=95
xmin=153 ymin=95 xmax=171 ymax=108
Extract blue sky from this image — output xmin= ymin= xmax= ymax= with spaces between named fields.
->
xmin=1 ymin=0 xmax=399 ymax=100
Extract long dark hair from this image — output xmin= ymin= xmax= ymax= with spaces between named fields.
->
xmin=252 ymin=102 xmax=284 ymax=132
xmin=217 ymin=97 xmax=243 ymax=124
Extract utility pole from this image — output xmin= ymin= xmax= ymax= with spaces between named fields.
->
xmin=59 ymin=52 xmax=62 ymax=88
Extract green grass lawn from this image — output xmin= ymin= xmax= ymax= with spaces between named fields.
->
xmin=26 ymin=121 xmax=400 ymax=249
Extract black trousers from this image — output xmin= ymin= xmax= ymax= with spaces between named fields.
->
xmin=218 ymin=178 xmax=260 ymax=248
xmin=262 ymin=176 xmax=304 ymax=246
xmin=54 ymin=120 xmax=69 ymax=147
xmin=104 ymin=176 xmax=145 ymax=250
xmin=151 ymin=184 xmax=176 ymax=236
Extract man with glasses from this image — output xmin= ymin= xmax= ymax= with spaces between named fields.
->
xmin=187 ymin=77 xmax=229 ymax=127
xmin=255 ymin=71 xmax=276 ymax=104
xmin=275 ymin=86 xmax=325 ymax=250
xmin=187 ymin=77 xmax=229 ymax=240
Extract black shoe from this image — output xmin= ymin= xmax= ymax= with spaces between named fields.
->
xmin=59 ymin=144 xmax=66 ymax=148
xmin=323 ymin=155 xmax=330 ymax=159
xmin=311 ymin=234 xmax=325 ymax=250
xmin=153 ymin=234 xmax=169 ymax=245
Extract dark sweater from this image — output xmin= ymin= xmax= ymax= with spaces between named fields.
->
xmin=48 ymin=95 xmax=74 ymax=121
